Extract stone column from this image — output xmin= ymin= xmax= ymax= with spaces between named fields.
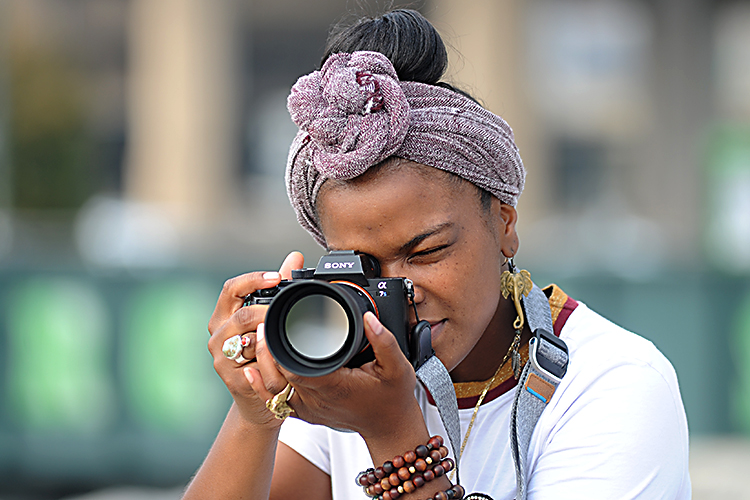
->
xmin=125 ymin=0 xmax=241 ymax=229
xmin=641 ymin=0 xmax=711 ymax=262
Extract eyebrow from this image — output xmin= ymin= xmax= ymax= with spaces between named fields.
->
xmin=327 ymin=222 xmax=455 ymax=254
xmin=398 ymin=222 xmax=455 ymax=254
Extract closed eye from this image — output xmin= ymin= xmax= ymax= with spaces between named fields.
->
xmin=408 ymin=244 xmax=451 ymax=262
xmin=415 ymin=245 xmax=448 ymax=256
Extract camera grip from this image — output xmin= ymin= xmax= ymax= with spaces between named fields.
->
xmin=410 ymin=320 xmax=434 ymax=370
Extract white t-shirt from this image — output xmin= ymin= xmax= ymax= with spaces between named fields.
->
xmin=278 ymin=301 xmax=691 ymax=499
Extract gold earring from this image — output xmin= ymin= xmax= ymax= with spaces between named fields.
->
xmin=500 ymin=257 xmax=532 ymax=379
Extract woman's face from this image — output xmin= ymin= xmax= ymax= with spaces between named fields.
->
xmin=316 ymin=161 xmax=519 ymax=382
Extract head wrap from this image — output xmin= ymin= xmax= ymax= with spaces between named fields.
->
xmin=286 ymin=51 xmax=525 ymax=247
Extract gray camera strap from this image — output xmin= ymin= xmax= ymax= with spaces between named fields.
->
xmin=416 ymin=356 xmax=462 ymax=483
xmin=509 ymin=285 xmax=569 ymax=500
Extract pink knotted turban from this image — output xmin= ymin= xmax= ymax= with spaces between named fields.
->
xmin=286 ymin=51 xmax=525 ymax=247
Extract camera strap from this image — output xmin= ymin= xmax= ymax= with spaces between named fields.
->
xmin=415 ymin=355 xmax=462 ymax=484
xmin=510 ymin=284 xmax=569 ymax=500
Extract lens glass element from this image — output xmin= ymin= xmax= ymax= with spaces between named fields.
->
xmin=284 ymin=294 xmax=349 ymax=359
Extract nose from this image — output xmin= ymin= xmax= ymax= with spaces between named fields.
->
xmin=412 ymin=283 xmax=426 ymax=304
xmin=407 ymin=283 xmax=427 ymax=327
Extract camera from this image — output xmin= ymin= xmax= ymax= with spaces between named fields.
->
xmin=245 ymin=250 xmax=433 ymax=377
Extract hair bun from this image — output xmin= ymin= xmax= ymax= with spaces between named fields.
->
xmin=322 ymin=9 xmax=448 ymax=86
xmin=287 ymin=51 xmax=410 ymax=180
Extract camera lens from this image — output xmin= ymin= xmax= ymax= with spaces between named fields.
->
xmin=264 ymin=280 xmax=376 ymax=376
xmin=284 ymin=295 xmax=349 ymax=359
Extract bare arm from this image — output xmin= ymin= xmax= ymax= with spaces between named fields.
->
xmin=271 ymin=442 xmax=332 ymax=500
xmin=184 ymin=405 xmax=333 ymax=500
xmin=183 ymin=404 xmax=279 ymax=500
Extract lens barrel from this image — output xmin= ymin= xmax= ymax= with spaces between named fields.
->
xmin=263 ymin=280 xmax=376 ymax=376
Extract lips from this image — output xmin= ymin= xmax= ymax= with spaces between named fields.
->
xmin=428 ymin=319 xmax=446 ymax=337
xmin=410 ymin=319 xmax=445 ymax=329
xmin=410 ymin=319 xmax=446 ymax=342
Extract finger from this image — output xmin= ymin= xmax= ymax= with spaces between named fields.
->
xmin=254 ymin=323 xmax=289 ymax=393
xmin=208 ymin=272 xmax=282 ymax=334
xmin=278 ymin=251 xmax=305 ymax=280
xmin=242 ymin=365 xmax=300 ymax=423
xmin=210 ymin=338 xmax=259 ymax=395
xmin=363 ymin=311 xmax=407 ymax=373
xmin=219 ymin=333 xmax=258 ymax=367
xmin=240 ymin=332 xmax=256 ymax=362
xmin=242 ymin=366 xmax=276 ymax=402
xmin=208 ymin=306 xmax=264 ymax=359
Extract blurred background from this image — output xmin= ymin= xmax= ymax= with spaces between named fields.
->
xmin=0 ymin=0 xmax=748 ymax=498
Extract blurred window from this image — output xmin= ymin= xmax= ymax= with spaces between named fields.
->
xmin=553 ymin=137 xmax=606 ymax=210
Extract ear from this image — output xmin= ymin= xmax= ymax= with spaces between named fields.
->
xmin=494 ymin=201 xmax=519 ymax=259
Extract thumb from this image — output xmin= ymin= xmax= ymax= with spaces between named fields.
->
xmin=278 ymin=251 xmax=305 ymax=280
xmin=363 ymin=311 xmax=407 ymax=372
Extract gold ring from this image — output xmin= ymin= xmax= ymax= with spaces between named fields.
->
xmin=266 ymin=383 xmax=295 ymax=420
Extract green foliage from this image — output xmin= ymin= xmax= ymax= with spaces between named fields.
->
xmin=9 ymin=47 xmax=95 ymax=209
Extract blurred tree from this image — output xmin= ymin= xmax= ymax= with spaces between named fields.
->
xmin=9 ymin=44 xmax=95 ymax=210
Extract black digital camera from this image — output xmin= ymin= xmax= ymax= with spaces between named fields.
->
xmin=245 ymin=250 xmax=433 ymax=377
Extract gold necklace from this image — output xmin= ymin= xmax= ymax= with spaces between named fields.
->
xmin=448 ymin=330 xmax=521 ymax=481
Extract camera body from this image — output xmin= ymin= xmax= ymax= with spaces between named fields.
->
xmin=246 ymin=250 xmax=419 ymax=377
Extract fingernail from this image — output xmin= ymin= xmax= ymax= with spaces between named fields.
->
xmin=243 ymin=367 xmax=254 ymax=384
xmin=263 ymin=272 xmax=280 ymax=281
xmin=365 ymin=312 xmax=383 ymax=335
xmin=256 ymin=323 xmax=265 ymax=343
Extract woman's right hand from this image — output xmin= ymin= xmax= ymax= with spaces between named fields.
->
xmin=207 ymin=251 xmax=305 ymax=428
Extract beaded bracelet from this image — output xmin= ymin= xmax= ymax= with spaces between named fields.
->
xmin=364 ymin=456 xmax=454 ymax=499
xmin=357 ymin=436 xmax=447 ymax=485
xmin=428 ymin=484 xmax=465 ymax=500
xmin=356 ymin=436 xmax=461 ymax=500
xmin=357 ymin=436 xmax=448 ymax=491
xmin=367 ymin=473 xmax=463 ymax=500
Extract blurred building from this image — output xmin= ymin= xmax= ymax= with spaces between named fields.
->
xmin=1 ymin=0 xmax=748 ymax=272
xmin=0 ymin=0 xmax=749 ymax=497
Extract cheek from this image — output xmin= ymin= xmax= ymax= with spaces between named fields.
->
xmin=448 ymin=247 xmax=503 ymax=326
xmin=422 ymin=244 xmax=502 ymax=321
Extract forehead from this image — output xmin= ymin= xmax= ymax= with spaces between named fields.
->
xmin=316 ymin=162 xmax=479 ymax=253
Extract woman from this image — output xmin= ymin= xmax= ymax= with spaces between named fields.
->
xmin=184 ymin=9 xmax=690 ymax=500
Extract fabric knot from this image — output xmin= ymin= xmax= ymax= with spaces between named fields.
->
xmin=356 ymin=71 xmax=384 ymax=114
xmin=287 ymin=51 xmax=410 ymax=180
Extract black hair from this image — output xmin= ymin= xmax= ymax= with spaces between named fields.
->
xmin=322 ymin=9 xmax=479 ymax=103
xmin=322 ymin=9 xmax=447 ymax=84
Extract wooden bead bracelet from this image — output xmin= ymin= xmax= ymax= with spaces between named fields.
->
xmin=428 ymin=484 xmax=465 ymax=500
xmin=356 ymin=436 xmax=462 ymax=500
